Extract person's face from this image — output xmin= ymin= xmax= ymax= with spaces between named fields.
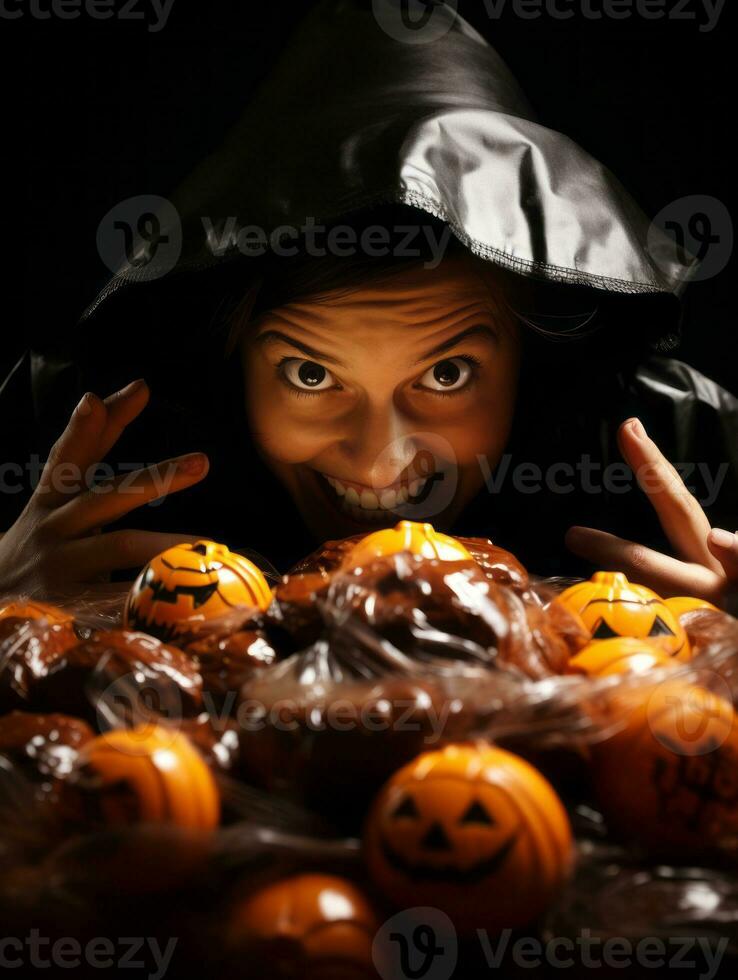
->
xmin=241 ymin=255 xmax=521 ymax=542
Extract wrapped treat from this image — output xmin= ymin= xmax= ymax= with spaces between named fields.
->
xmin=0 ymin=616 xmax=79 ymax=712
xmin=326 ymin=552 xmax=570 ymax=678
xmin=291 ymin=522 xmax=529 ymax=592
xmin=224 ymin=873 xmax=378 ymax=980
xmin=185 ymin=611 xmax=278 ymax=714
xmin=29 ymin=629 xmax=203 ymax=725
xmin=0 ymin=711 xmax=94 ymax=801
xmin=240 ymin=645 xmax=474 ymax=830
xmin=178 ymin=713 xmax=242 ymax=774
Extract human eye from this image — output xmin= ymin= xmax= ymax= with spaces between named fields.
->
xmin=279 ymin=358 xmax=338 ymax=393
xmin=416 ymin=355 xmax=480 ymax=394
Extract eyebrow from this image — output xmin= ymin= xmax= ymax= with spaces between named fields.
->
xmin=255 ymin=330 xmax=345 ymax=367
xmin=416 ymin=324 xmax=499 ymax=363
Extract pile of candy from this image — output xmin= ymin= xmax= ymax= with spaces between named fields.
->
xmin=1 ymin=521 xmax=737 ymax=977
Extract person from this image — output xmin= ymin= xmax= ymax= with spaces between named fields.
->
xmin=1 ymin=0 xmax=736 ymax=604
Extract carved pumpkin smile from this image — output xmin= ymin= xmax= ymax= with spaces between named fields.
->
xmin=557 ymin=572 xmax=691 ymax=661
xmin=125 ymin=540 xmax=272 ymax=643
xmin=365 ymin=744 xmax=573 ymax=934
xmin=380 ymin=822 xmax=518 ymax=884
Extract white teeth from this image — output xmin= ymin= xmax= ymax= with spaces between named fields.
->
xmin=320 ymin=471 xmax=432 ymax=518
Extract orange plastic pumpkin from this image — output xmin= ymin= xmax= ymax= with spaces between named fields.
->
xmin=345 ymin=520 xmax=472 ymax=569
xmin=365 ymin=743 xmax=573 ymax=934
xmin=665 ymin=596 xmax=719 ymax=619
xmin=557 ymin=572 xmax=690 ymax=660
xmin=592 ymin=678 xmax=738 ymax=853
xmin=125 ymin=540 xmax=272 ymax=643
xmin=228 ymin=874 xmax=378 ymax=977
xmin=0 ymin=600 xmax=73 ymax=626
xmin=71 ymin=725 xmax=220 ymax=830
xmin=569 ymin=636 xmax=679 ymax=678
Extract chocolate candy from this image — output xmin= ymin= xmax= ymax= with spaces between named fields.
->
xmin=240 ymin=671 xmax=471 ymax=831
xmin=178 ymin=713 xmax=241 ymax=774
xmin=0 ymin=711 xmax=94 ymax=790
xmin=325 ymin=553 xmax=515 ymax=668
xmin=28 ymin=630 xmax=203 ymax=725
xmin=225 ymin=874 xmax=378 ymax=979
xmin=0 ymin=617 xmax=79 ymax=713
xmin=291 ymin=532 xmax=529 ymax=590
xmin=186 ymin=624 xmax=277 ymax=714
xmin=458 ymin=536 xmax=529 ymax=592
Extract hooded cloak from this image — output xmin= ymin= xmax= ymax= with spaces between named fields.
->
xmin=2 ymin=0 xmax=736 ymax=574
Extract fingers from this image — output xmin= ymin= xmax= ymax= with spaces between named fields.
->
xmin=566 ymin=526 xmax=724 ymax=600
xmin=97 ymin=379 xmax=150 ymax=461
xmin=617 ymin=418 xmax=722 ymax=573
xmin=63 ymin=530 xmax=210 ymax=578
xmin=707 ymin=528 xmax=738 ymax=579
xmin=34 ymin=380 xmax=150 ymax=511
xmin=35 ymin=391 xmax=108 ymax=509
xmin=46 ymin=453 xmax=210 ymax=538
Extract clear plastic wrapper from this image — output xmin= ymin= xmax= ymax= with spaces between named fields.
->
xmin=2 ymin=539 xmax=738 ymax=976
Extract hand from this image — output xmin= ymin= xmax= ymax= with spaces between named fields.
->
xmin=0 ymin=379 xmax=210 ymax=597
xmin=565 ymin=417 xmax=737 ymax=606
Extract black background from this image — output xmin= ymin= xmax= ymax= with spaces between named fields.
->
xmin=4 ymin=0 xmax=736 ymax=391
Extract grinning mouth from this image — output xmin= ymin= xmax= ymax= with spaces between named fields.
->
xmin=379 ymin=833 xmax=517 ymax=884
xmin=315 ymin=470 xmax=434 ymax=523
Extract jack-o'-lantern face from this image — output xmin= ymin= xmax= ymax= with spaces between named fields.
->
xmin=125 ymin=540 xmax=272 ymax=643
xmin=345 ymin=520 xmax=471 ymax=570
xmin=593 ymin=679 xmax=738 ymax=853
xmin=557 ymin=572 xmax=690 ymax=661
xmin=69 ymin=725 xmax=220 ymax=831
xmin=365 ymin=744 xmax=572 ymax=934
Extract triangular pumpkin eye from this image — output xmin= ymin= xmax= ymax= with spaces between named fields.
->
xmin=391 ymin=795 xmax=419 ymax=819
xmin=649 ymin=616 xmax=675 ymax=637
xmin=592 ymin=619 xmax=620 ymax=640
xmin=459 ymin=800 xmax=495 ymax=826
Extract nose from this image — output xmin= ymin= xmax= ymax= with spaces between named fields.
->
xmin=421 ymin=822 xmax=452 ymax=852
xmin=338 ymin=400 xmax=417 ymax=488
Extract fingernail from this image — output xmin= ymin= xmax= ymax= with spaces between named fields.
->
xmin=626 ymin=418 xmax=645 ymax=440
xmin=710 ymin=528 xmax=737 ymax=549
xmin=119 ymin=378 xmax=147 ymax=397
xmin=178 ymin=453 xmax=208 ymax=476
xmin=76 ymin=393 xmax=94 ymax=417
